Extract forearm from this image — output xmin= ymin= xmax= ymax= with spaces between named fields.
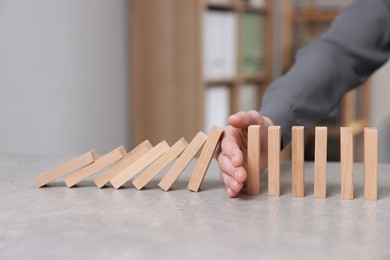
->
xmin=260 ymin=0 xmax=390 ymax=146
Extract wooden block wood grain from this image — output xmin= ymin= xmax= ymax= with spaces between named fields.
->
xmin=292 ymin=126 xmax=304 ymax=197
xmin=34 ymin=150 xmax=99 ymax=188
xmin=110 ymin=141 xmax=170 ymax=189
xmin=93 ymin=140 xmax=153 ymax=188
xmin=314 ymin=127 xmax=327 ymax=198
xmin=341 ymin=127 xmax=354 ymax=200
xmin=132 ymin=138 xmax=188 ymax=190
xmin=64 ymin=146 xmax=127 ymax=188
xmin=268 ymin=126 xmax=281 ymax=196
xmin=247 ymin=125 xmax=261 ymax=195
xmin=364 ymin=127 xmax=378 ymax=201
xmin=187 ymin=126 xmax=223 ymax=192
xmin=159 ymin=132 xmax=207 ymax=191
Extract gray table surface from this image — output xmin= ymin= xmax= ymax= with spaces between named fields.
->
xmin=1 ymin=153 xmax=390 ymax=260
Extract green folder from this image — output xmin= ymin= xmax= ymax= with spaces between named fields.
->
xmin=242 ymin=13 xmax=264 ymax=76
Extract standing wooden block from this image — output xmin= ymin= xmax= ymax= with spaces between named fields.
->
xmin=247 ymin=125 xmax=261 ymax=195
xmin=292 ymin=126 xmax=304 ymax=197
xmin=341 ymin=127 xmax=354 ymax=200
xmin=34 ymin=150 xmax=99 ymax=188
xmin=110 ymin=141 xmax=170 ymax=189
xmin=187 ymin=126 xmax=223 ymax=192
xmin=364 ymin=127 xmax=378 ymax=200
xmin=314 ymin=127 xmax=327 ymax=198
xmin=93 ymin=140 xmax=153 ymax=188
xmin=132 ymin=138 xmax=188 ymax=190
xmin=159 ymin=132 xmax=207 ymax=191
xmin=268 ymin=126 xmax=281 ymax=196
xmin=64 ymin=146 xmax=127 ymax=188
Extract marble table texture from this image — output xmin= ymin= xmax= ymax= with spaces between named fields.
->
xmin=0 ymin=153 xmax=389 ymax=260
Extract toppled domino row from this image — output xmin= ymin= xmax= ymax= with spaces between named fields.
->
xmin=35 ymin=126 xmax=223 ymax=192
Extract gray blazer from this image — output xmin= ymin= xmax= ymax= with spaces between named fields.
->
xmin=260 ymin=0 xmax=390 ymax=146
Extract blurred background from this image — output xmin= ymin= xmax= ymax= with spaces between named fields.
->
xmin=1 ymin=0 xmax=390 ymax=163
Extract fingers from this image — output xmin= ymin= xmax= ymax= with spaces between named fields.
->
xmin=218 ymin=154 xmax=246 ymax=197
xmin=220 ymin=173 xmax=243 ymax=198
xmin=218 ymin=153 xmax=246 ymax=182
xmin=219 ymin=128 xmax=243 ymax=167
xmin=228 ymin=110 xmax=263 ymax=129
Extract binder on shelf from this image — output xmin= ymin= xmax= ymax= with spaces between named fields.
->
xmin=203 ymin=10 xmax=237 ymax=80
xmin=242 ymin=12 xmax=264 ymax=76
xmin=204 ymin=85 xmax=230 ymax=133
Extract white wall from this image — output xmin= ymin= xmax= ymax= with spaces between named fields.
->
xmin=0 ymin=0 xmax=130 ymax=155
xmin=372 ymin=61 xmax=390 ymax=163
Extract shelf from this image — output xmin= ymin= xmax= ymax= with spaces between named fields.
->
xmin=205 ymin=78 xmax=236 ymax=85
xmin=241 ymin=73 xmax=266 ymax=82
xmin=207 ymin=2 xmax=238 ymax=11
xmin=207 ymin=2 xmax=268 ymax=13
xmin=293 ymin=9 xmax=340 ymax=22
xmin=242 ymin=3 xmax=268 ymax=13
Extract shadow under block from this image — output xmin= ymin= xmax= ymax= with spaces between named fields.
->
xmin=188 ymin=126 xmax=223 ymax=192
xmin=247 ymin=125 xmax=261 ymax=195
xmin=268 ymin=126 xmax=281 ymax=196
xmin=159 ymin=132 xmax=207 ymax=191
xmin=64 ymin=146 xmax=127 ymax=188
xmin=314 ymin=127 xmax=327 ymax=198
xmin=292 ymin=126 xmax=304 ymax=197
xmin=364 ymin=128 xmax=378 ymax=200
xmin=34 ymin=150 xmax=99 ymax=188
xmin=340 ymin=127 xmax=354 ymax=200
xmin=110 ymin=141 xmax=170 ymax=189
xmin=94 ymin=140 xmax=153 ymax=188
xmin=132 ymin=138 xmax=188 ymax=190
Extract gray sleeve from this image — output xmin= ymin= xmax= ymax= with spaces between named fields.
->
xmin=260 ymin=0 xmax=390 ymax=147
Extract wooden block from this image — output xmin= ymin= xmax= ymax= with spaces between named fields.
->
xmin=314 ymin=127 xmax=327 ymax=198
xmin=187 ymin=126 xmax=223 ymax=192
xmin=340 ymin=127 xmax=354 ymax=200
xmin=64 ymin=146 xmax=127 ymax=188
xmin=132 ymin=138 xmax=188 ymax=190
xmin=159 ymin=132 xmax=207 ymax=191
xmin=34 ymin=150 xmax=99 ymax=188
xmin=93 ymin=140 xmax=153 ymax=188
xmin=364 ymin=127 xmax=378 ymax=200
xmin=292 ymin=126 xmax=304 ymax=197
xmin=110 ymin=141 xmax=170 ymax=189
xmin=268 ymin=126 xmax=281 ymax=196
xmin=247 ymin=125 xmax=261 ymax=195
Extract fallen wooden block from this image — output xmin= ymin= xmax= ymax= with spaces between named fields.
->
xmin=64 ymin=146 xmax=127 ymax=188
xmin=132 ymin=138 xmax=188 ymax=190
xmin=364 ymin=127 xmax=378 ymax=200
xmin=34 ymin=150 xmax=99 ymax=188
xmin=187 ymin=126 xmax=223 ymax=192
xmin=314 ymin=127 xmax=327 ymax=198
xmin=110 ymin=141 xmax=170 ymax=189
xmin=340 ymin=127 xmax=354 ymax=200
xmin=159 ymin=132 xmax=207 ymax=191
xmin=247 ymin=125 xmax=261 ymax=195
xmin=94 ymin=140 xmax=153 ymax=188
xmin=292 ymin=126 xmax=304 ymax=197
xmin=268 ymin=126 xmax=281 ymax=196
